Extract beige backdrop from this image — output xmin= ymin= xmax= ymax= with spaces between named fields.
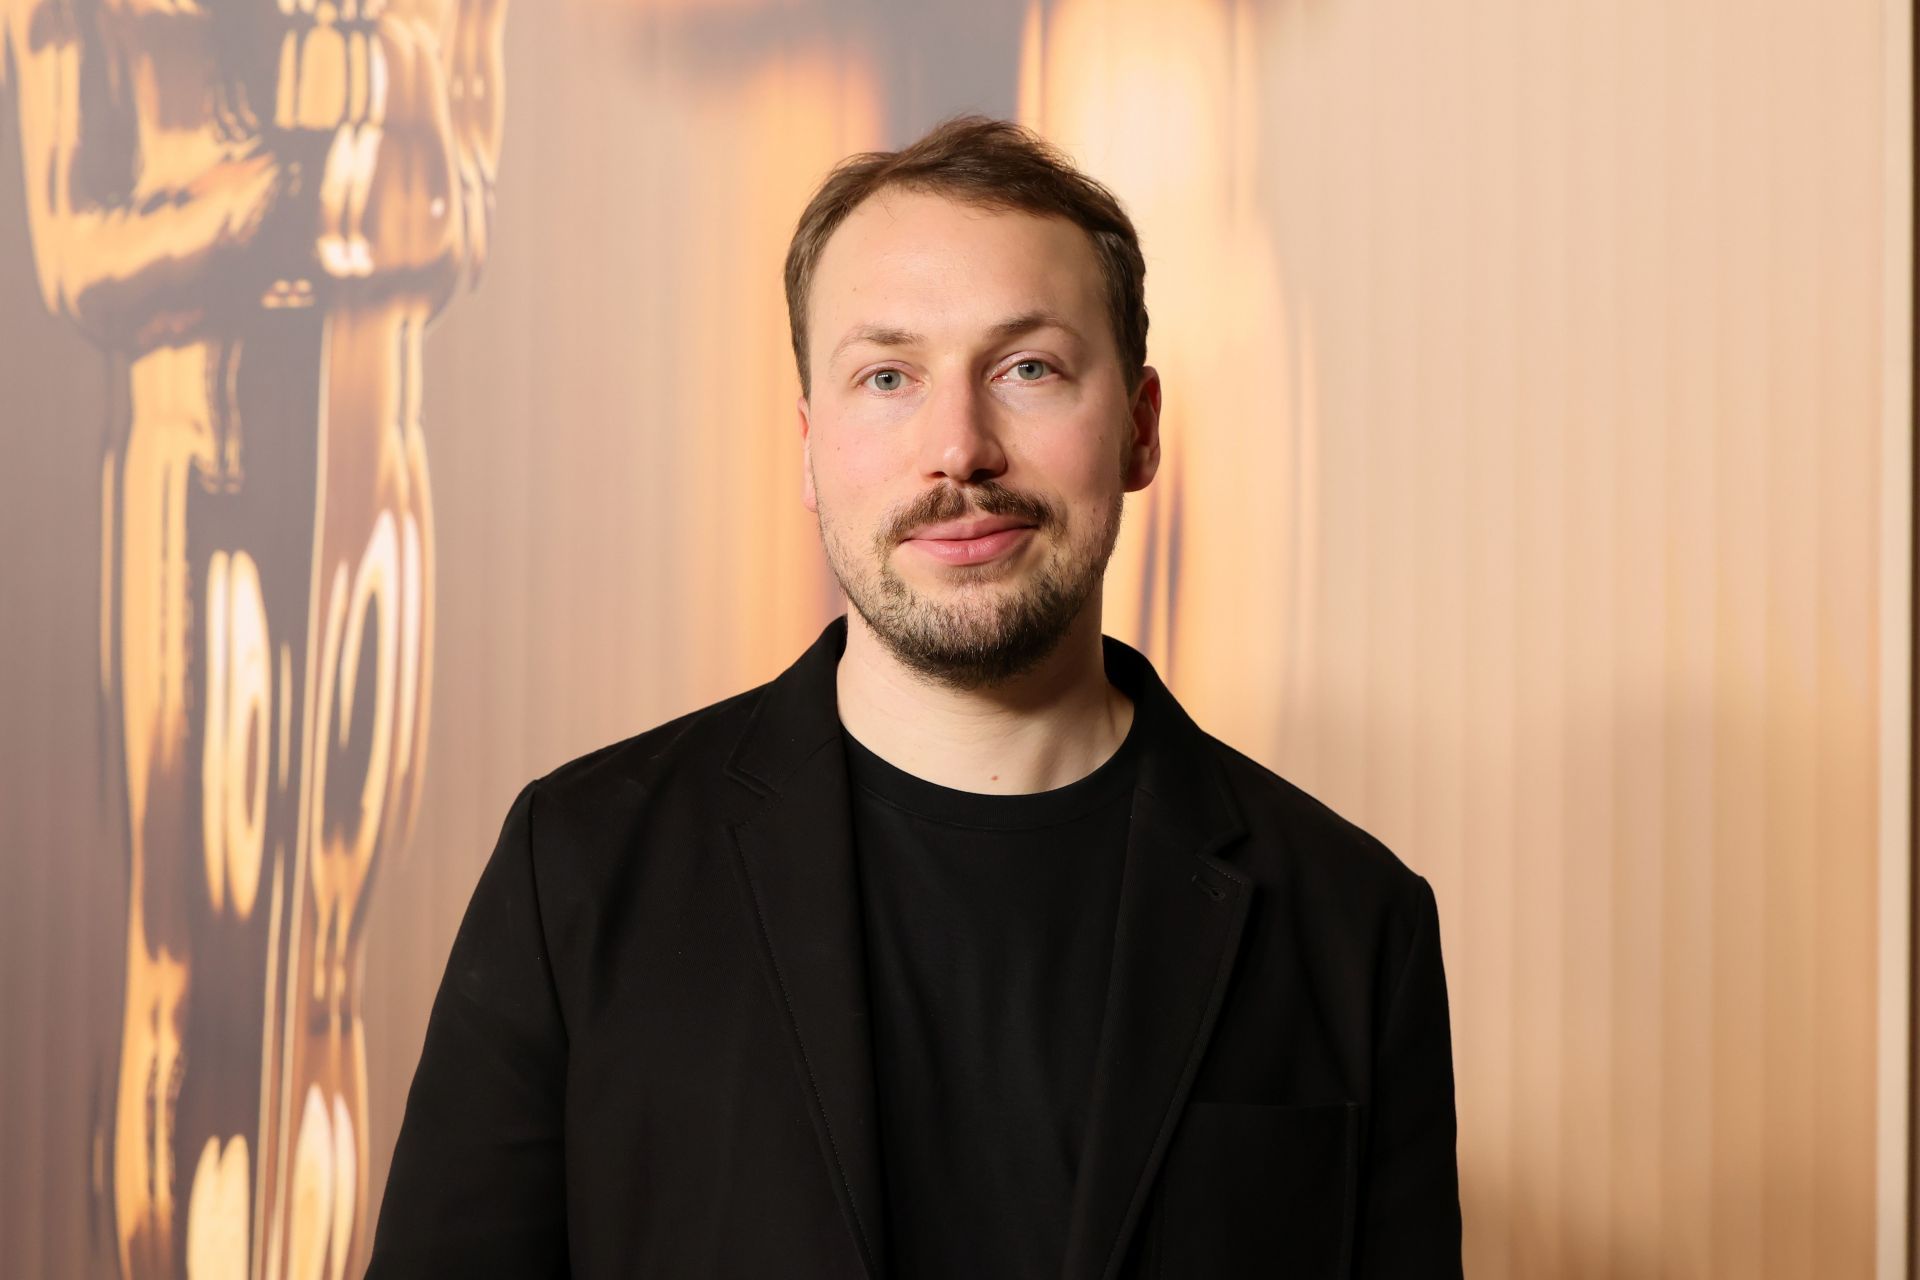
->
xmin=0 ymin=0 xmax=1909 ymax=1276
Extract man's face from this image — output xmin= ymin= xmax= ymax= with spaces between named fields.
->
xmin=798 ymin=188 xmax=1161 ymax=689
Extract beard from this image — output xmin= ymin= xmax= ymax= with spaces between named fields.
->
xmin=815 ymin=475 xmax=1125 ymax=691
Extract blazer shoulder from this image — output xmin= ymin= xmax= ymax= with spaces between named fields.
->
xmin=527 ymin=678 xmax=769 ymax=816
xmin=1200 ymin=730 xmax=1431 ymax=911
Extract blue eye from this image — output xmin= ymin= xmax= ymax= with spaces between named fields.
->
xmin=1009 ymin=359 xmax=1052 ymax=381
xmin=867 ymin=369 xmax=905 ymax=392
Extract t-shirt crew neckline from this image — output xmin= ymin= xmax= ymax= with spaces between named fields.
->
xmin=839 ymin=697 xmax=1141 ymax=832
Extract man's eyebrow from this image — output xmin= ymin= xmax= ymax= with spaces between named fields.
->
xmin=830 ymin=324 xmax=922 ymax=365
xmin=827 ymin=310 xmax=1083 ymax=366
xmin=984 ymin=309 xmax=1082 ymax=345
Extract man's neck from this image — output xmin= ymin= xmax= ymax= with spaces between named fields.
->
xmin=834 ymin=603 xmax=1135 ymax=796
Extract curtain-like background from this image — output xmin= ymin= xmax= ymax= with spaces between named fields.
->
xmin=0 ymin=0 xmax=1908 ymax=1276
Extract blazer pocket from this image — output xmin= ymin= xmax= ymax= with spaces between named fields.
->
xmin=1148 ymin=1099 xmax=1361 ymax=1280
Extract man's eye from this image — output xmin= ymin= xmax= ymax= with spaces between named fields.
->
xmin=1008 ymin=359 xmax=1053 ymax=382
xmin=866 ymin=369 xmax=905 ymax=392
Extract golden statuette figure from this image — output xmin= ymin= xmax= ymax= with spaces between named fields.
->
xmin=1 ymin=0 xmax=506 ymax=1274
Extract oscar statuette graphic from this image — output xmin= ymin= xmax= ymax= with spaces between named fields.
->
xmin=0 ymin=0 xmax=506 ymax=1274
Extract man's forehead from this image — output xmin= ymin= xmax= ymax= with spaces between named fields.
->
xmin=818 ymin=189 xmax=1093 ymax=270
xmin=811 ymin=192 xmax=1105 ymax=359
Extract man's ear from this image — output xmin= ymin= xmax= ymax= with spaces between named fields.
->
xmin=1123 ymin=366 xmax=1163 ymax=492
xmin=798 ymin=393 xmax=818 ymax=513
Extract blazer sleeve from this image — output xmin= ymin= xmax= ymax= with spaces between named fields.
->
xmin=1353 ymin=873 xmax=1464 ymax=1279
xmin=365 ymin=780 xmax=571 ymax=1278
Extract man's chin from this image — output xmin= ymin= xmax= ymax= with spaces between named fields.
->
xmin=874 ymin=611 xmax=1023 ymax=659
xmin=853 ymin=594 xmax=1082 ymax=688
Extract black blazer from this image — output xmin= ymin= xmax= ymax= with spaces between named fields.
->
xmin=367 ymin=615 xmax=1462 ymax=1279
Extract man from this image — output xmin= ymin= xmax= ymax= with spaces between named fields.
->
xmin=368 ymin=115 xmax=1462 ymax=1279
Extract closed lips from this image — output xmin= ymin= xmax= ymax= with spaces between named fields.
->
xmin=907 ymin=517 xmax=1036 ymax=541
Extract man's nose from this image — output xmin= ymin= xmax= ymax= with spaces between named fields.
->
xmin=916 ymin=374 xmax=1008 ymax=484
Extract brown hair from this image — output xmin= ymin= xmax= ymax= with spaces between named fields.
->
xmin=783 ymin=114 xmax=1149 ymax=399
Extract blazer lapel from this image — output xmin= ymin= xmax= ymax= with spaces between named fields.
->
xmin=723 ymin=618 xmax=888 ymax=1279
xmin=1058 ymin=636 xmax=1253 ymax=1280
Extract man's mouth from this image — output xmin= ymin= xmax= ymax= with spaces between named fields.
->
xmin=901 ymin=522 xmax=1038 ymax=566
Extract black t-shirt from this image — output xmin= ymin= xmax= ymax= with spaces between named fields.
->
xmin=842 ymin=711 xmax=1141 ymax=1280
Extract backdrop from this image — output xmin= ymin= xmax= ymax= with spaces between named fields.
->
xmin=0 ymin=1 xmax=1910 ymax=1277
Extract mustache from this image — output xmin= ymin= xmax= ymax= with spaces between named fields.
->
xmin=883 ymin=481 xmax=1057 ymax=545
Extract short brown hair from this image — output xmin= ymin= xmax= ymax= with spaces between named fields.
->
xmin=783 ymin=114 xmax=1149 ymax=399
